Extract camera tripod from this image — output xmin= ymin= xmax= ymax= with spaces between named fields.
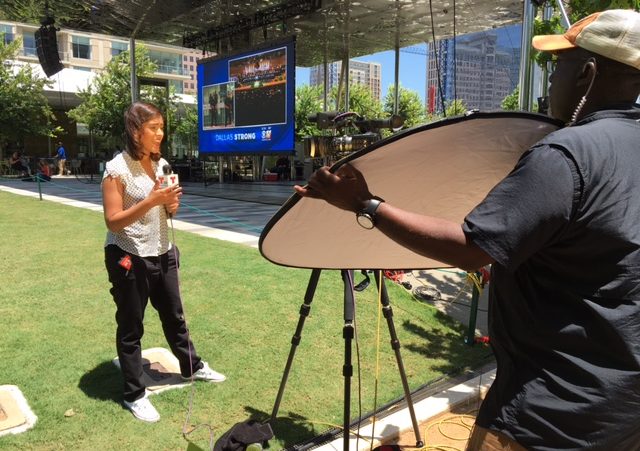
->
xmin=269 ymin=268 xmax=424 ymax=450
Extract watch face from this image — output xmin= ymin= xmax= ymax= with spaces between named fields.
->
xmin=357 ymin=213 xmax=374 ymax=229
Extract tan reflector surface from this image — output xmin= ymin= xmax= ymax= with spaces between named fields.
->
xmin=260 ymin=112 xmax=560 ymax=270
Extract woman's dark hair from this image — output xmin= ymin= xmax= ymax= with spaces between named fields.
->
xmin=123 ymin=102 xmax=163 ymax=161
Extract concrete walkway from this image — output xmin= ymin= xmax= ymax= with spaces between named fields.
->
xmin=0 ymin=175 xmax=492 ymax=449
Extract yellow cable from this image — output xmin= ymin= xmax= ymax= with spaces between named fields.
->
xmin=416 ymin=412 xmax=477 ymax=451
xmin=466 ymin=272 xmax=484 ymax=294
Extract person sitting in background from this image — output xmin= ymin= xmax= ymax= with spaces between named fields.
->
xmin=36 ymin=159 xmax=52 ymax=181
xmin=9 ymin=151 xmax=31 ymax=176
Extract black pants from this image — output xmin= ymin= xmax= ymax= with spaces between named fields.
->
xmin=105 ymin=244 xmax=203 ymax=402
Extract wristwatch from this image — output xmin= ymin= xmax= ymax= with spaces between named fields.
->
xmin=356 ymin=198 xmax=383 ymax=229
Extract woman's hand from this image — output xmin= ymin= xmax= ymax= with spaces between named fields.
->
xmin=166 ymin=201 xmax=181 ymax=216
xmin=149 ymin=181 xmax=182 ymax=208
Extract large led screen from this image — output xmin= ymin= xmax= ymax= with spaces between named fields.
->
xmin=197 ymin=37 xmax=295 ymax=154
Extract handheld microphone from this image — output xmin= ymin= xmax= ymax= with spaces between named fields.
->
xmin=159 ymin=164 xmax=180 ymax=188
xmin=158 ymin=164 xmax=180 ymax=218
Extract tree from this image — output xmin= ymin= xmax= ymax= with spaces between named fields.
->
xmin=383 ymin=84 xmax=427 ymax=129
xmin=173 ymin=104 xmax=198 ymax=157
xmin=330 ymin=83 xmax=384 ymax=121
xmin=0 ymin=36 xmax=60 ymax=156
xmin=67 ymin=46 xmax=177 ymax=150
xmin=425 ymin=99 xmax=469 ymax=123
xmin=0 ymin=0 xmax=92 ymax=24
xmin=294 ymin=84 xmax=323 ymax=141
xmin=296 ymin=83 xmax=385 ymax=138
xmin=532 ymin=0 xmax=637 ymax=69
xmin=445 ymin=99 xmax=468 ymax=117
xmin=501 ymin=86 xmax=520 ymax=111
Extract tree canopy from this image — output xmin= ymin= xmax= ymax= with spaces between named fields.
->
xmin=294 ymin=84 xmax=323 ymax=141
xmin=0 ymin=36 xmax=59 ymax=151
xmin=295 ymin=82 xmax=430 ymax=143
xmin=173 ymin=104 xmax=198 ymax=157
xmin=67 ymin=46 xmax=177 ymax=149
xmin=383 ymin=84 xmax=427 ymax=129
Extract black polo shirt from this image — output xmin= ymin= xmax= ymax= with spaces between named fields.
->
xmin=463 ymin=108 xmax=640 ymax=450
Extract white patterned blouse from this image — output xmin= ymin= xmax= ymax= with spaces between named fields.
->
xmin=102 ymin=151 xmax=171 ymax=257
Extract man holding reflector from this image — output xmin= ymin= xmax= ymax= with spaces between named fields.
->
xmin=295 ymin=10 xmax=640 ymax=450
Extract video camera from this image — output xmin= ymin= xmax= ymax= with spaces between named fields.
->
xmin=304 ymin=111 xmax=405 ymax=157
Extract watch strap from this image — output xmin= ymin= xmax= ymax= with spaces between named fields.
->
xmin=362 ymin=198 xmax=383 ymax=217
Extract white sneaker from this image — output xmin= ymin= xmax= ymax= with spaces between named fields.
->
xmin=184 ymin=362 xmax=226 ymax=382
xmin=123 ymin=396 xmax=160 ymax=422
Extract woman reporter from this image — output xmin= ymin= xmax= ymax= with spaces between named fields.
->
xmin=102 ymin=102 xmax=225 ymax=423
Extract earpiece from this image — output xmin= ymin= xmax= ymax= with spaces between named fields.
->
xmin=569 ymin=58 xmax=598 ymax=126
xmin=582 ymin=58 xmax=597 ymax=76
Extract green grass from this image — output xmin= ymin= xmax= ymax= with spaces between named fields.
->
xmin=0 ymin=190 xmax=492 ymax=450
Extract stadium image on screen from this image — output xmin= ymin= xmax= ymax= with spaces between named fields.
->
xmin=229 ymin=47 xmax=286 ymax=127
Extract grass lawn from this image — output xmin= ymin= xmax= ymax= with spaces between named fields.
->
xmin=0 ymin=190 xmax=492 ymax=450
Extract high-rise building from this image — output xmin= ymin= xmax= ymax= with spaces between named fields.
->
xmin=426 ymin=25 xmax=520 ymax=114
xmin=310 ymin=59 xmax=382 ymax=101
xmin=182 ymin=49 xmax=214 ymax=95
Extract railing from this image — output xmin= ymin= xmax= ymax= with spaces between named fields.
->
xmin=154 ymin=64 xmax=187 ymax=76
xmin=19 ymin=46 xmax=38 ymax=57
xmin=70 ymin=157 xmax=105 ymax=184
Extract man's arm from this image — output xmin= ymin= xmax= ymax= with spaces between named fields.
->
xmin=294 ymin=164 xmax=493 ymax=271
xmin=373 ymin=203 xmax=493 ymax=271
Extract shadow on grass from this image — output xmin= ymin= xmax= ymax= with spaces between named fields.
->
xmin=402 ymin=318 xmax=492 ymax=374
xmin=78 ymin=360 xmax=122 ymax=402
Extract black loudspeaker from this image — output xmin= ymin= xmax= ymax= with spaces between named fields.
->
xmin=35 ymin=25 xmax=64 ymax=77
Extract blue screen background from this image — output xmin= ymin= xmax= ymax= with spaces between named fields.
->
xmin=197 ymin=38 xmax=296 ymax=154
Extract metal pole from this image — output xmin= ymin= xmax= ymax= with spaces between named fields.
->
xmin=540 ymin=5 xmax=553 ymax=100
xmin=165 ymin=82 xmax=170 ymax=158
xmin=393 ymin=45 xmax=400 ymax=115
xmin=130 ymin=37 xmax=138 ymax=102
xmin=393 ymin=0 xmax=400 ymax=114
xmin=37 ymin=173 xmax=43 ymax=200
xmin=343 ymin=0 xmax=351 ymax=111
xmin=554 ymin=0 xmax=571 ymax=28
xmin=465 ymin=272 xmax=481 ymax=345
xmin=343 ymin=56 xmax=350 ymax=111
xmin=323 ymin=17 xmax=328 ymax=112
xmin=323 ymin=53 xmax=328 ymax=112
xmin=518 ymin=0 xmax=536 ymax=111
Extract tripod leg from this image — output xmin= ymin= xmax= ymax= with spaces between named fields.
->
xmin=270 ymin=268 xmax=322 ymax=422
xmin=374 ymin=271 xmax=424 ymax=447
xmin=341 ymin=270 xmax=355 ymax=451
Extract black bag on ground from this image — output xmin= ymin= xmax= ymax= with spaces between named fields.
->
xmin=214 ymin=419 xmax=274 ymax=451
